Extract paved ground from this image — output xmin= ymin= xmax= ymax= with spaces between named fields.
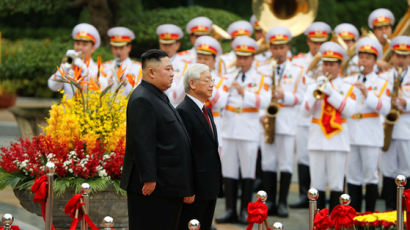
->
xmin=0 ymin=105 xmax=387 ymax=229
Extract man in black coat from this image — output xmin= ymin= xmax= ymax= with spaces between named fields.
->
xmin=120 ymin=49 xmax=194 ymax=230
xmin=176 ymin=63 xmax=222 ymax=230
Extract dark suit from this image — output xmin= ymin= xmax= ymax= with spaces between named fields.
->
xmin=176 ymin=95 xmax=222 ymax=230
xmin=120 ymin=80 xmax=193 ymax=230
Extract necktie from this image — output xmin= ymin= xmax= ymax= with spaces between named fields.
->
xmin=241 ymin=73 xmax=246 ymax=82
xmin=202 ymin=106 xmax=213 ymax=133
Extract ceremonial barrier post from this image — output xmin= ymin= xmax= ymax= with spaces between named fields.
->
xmin=308 ymin=188 xmax=319 ymax=230
xmin=188 ymin=219 xmax=200 ymax=230
xmin=45 ymin=162 xmax=56 ymax=230
xmin=102 ymin=216 xmax=114 ymax=230
xmin=395 ymin=175 xmax=407 ymax=230
xmin=1 ymin=213 xmax=14 ymax=230
xmin=256 ymin=190 xmax=270 ymax=230
xmin=81 ymin=183 xmax=91 ymax=230
xmin=339 ymin=194 xmax=351 ymax=230
xmin=272 ymin=222 xmax=284 ymax=230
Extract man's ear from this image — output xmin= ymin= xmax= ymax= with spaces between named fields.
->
xmin=147 ymin=67 xmax=155 ymax=80
xmin=189 ymin=79 xmax=196 ymax=90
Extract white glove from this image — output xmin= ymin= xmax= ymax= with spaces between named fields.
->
xmin=316 ymin=75 xmax=328 ymax=86
xmin=65 ymin=49 xmax=80 ymax=58
xmin=73 ymin=57 xmax=87 ymax=70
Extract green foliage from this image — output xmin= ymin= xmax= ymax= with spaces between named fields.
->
xmin=118 ymin=6 xmax=243 ymax=56
xmin=0 ymin=170 xmax=126 ymax=197
xmin=0 ymin=39 xmax=112 ymax=98
xmin=0 ymin=0 xmax=67 ymax=16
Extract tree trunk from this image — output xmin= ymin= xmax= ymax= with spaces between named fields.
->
xmin=88 ymin=0 xmax=118 ymax=46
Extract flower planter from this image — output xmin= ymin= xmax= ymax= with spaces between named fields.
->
xmin=0 ymin=93 xmax=17 ymax=108
xmin=13 ymin=185 xmax=128 ymax=230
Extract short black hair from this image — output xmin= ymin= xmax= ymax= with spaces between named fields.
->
xmin=141 ymin=49 xmax=168 ymax=69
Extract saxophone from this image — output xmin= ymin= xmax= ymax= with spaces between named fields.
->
xmin=382 ymin=67 xmax=403 ymax=152
xmin=264 ymin=58 xmax=280 ymax=144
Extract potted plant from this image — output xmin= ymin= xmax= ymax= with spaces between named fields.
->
xmin=0 ymin=79 xmax=18 ymax=108
xmin=0 ymin=64 xmax=132 ymax=229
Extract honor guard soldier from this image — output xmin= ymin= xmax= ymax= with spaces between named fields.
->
xmin=301 ymin=42 xmax=356 ymax=212
xmin=250 ymin=14 xmax=264 ymax=41
xmin=219 ymin=20 xmax=253 ymax=74
xmin=179 ymin=16 xmax=213 ymax=62
xmin=290 ymin=21 xmax=331 ymax=209
xmin=368 ymin=8 xmax=395 ymax=48
xmin=48 ymin=23 xmax=103 ymax=98
xmin=344 ymin=37 xmax=390 ymax=212
xmin=194 ymin=36 xmax=231 ymax=150
xmin=368 ymin=8 xmax=395 ymax=72
xmin=334 ymin=23 xmax=360 ymax=75
xmin=215 ymin=36 xmax=270 ymax=224
xmin=258 ymin=26 xmax=304 ymax=217
xmin=380 ymin=35 xmax=410 ymax=210
xmin=156 ymin=24 xmax=186 ymax=106
xmin=102 ymin=27 xmax=142 ymax=96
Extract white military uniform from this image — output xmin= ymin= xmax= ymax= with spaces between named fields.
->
xmin=219 ymin=21 xmax=254 ymax=74
xmin=259 ymin=59 xmax=304 ymax=173
xmin=345 ymin=71 xmax=390 ymax=185
xmin=292 ymin=52 xmax=318 ymax=166
xmin=48 ymin=23 xmax=104 ymax=98
xmin=155 ymin=24 xmax=188 ymax=107
xmin=345 ymin=37 xmax=390 ymax=186
xmin=292 ymin=22 xmax=331 ymax=168
xmin=258 ymin=26 xmax=305 ymax=173
xmin=302 ymin=75 xmax=356 ymax=191
xmin=380 ymin=67 xmax=410 ymax=178
xmin=301 ymin=42 xmax=356 ymax=192
xmin=334 ymin=23 xmax=360 ymax=75
xmin=209 ymin=71 xmax=231 ymax=147
xmin=102 ymin=58 xmax=142 ymax=96
xmin=222 ymin=66 xmax=270 ymax=179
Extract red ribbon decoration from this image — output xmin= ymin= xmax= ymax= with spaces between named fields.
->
xmin=246 ymin=198 xmax=271 ymax=230
xmin=403 ymin=189 xmax=410 ymax=230
xmin=314 ymin=208 xmax=332 ymax=230
xmin=330 ymin=205 xmax=356 ymax=230
xmin=30 ymin=175 xmax=55 ymax=230
xmin=0 ymin=226 xmax=20 ymax=230
xmin=64 ymin=194 xmax=99 ymax=230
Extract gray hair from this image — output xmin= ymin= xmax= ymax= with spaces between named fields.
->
xmin=183 ymin=63 xmax=210 ymax=92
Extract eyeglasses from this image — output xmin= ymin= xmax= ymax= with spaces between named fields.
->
xmin=198 ymin=79 xmax=215 ymax=85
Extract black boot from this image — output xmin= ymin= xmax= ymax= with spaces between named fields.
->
xmin=277 ymin=172 xmax=292 ymax=217
xmin=317 ymin=191 xmax=326 ymax=210
xmin=382 ymin=176 xmax=396 ymax=211
xmin=215 ymin=178 xmax=238 ymax=223
xmin=329 ymin=191 xmax=343 ymax=213
xmin=289 ymin=164 xmax=310 ymax=209
xmin=347 ymin=183 xmax=363 ymax=212
xmin=238 ymin=179 xmax=254 ymax=224
xmin=262 ymin=171 xmax=277 ymax=216
xmin=365 ymin=184 xmax=378 ymax=212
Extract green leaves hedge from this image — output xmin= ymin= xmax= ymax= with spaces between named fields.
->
xmin=0 ymin=39 xmax=112 ymax=98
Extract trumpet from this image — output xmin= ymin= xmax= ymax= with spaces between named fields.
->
xmin=62 ymin=50 xmax=82 ymax=69
xmin=313 ymin=73 xmax=332 ymax=100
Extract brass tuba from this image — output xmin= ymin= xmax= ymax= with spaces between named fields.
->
xmin=382 ymin=67 xmax=403 ymax=152
xmin=211 ymin=24 xmax=231 ymax=40
xmin=252 ymin=0 xmax=318 ymax=37
xmin=264 ymin=59 xmax=280 ymax=144
xmin=252 ymin=0 xmax=318 ymax=54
